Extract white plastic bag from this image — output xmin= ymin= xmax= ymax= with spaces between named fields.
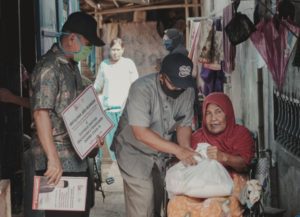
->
xmin=165 ymin=143 xmax=234 ymax=199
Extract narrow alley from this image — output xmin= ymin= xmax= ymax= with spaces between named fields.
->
xmin=2 ymin=0 xmax=300 ymax=217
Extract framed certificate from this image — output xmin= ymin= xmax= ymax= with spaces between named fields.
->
xmin=62 ymin=85 xmax=113 ymax=159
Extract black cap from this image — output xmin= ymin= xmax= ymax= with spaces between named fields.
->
xmin=62 ymin=12 xmax=105 ymax=47
xmin=160 ymin=53 xmax=194 ymax=89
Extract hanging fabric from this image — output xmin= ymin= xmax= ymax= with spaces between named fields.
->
xmin=199 ymin=18 xmax=223 ymax=71
xmin=197 ymin=19 xmax=214 ymax=64
xmin=188 ymin=20 xmax=201 ymax=77
xmin=203 ymin=18 xmax=223 ymax=71
xmin=250 ymin=18 xmax=300 ymax=90
xmin=200 ymin=66 xmax=226 ymax=96
xmin=223 ymin=3 xmax=236 ymax=73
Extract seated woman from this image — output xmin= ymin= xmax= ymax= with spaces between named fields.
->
xmin=167 ymin=92 xmax=255 ymax=217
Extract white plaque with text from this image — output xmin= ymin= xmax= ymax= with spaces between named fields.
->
xmin=32 ymin=176 xmax=87 ymax=211
xmin=62 ymin=85 xmax=113 ymax=159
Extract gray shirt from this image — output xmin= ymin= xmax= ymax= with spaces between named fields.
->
xmin=112 ymin=73 xmax=195 ymax=179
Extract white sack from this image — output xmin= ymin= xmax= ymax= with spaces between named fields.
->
xmin=165 ymin=143 xmax=234 ymax=199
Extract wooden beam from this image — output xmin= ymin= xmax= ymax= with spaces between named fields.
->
xmin=84 ymin=0 xmax=97 ymax=9
xmin=96 ymin=3 xmax=202 ymax=16
xmin=113 ymin=0 xmax=120 ymax=7
xmin=117 ymin=0 xmax=150 ymax=4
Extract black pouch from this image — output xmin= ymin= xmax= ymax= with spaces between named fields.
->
xmin=225 ymin=12 xmax=256 ymax=46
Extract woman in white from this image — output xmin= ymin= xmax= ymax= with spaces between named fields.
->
xmin=94 ymin=38 xmax=139 ymax=160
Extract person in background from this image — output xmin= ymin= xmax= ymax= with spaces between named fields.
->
xmin=29 ymin=11 xmax=104 ymax=217
xmin=167 ymin=92 xmax=255 ymax=217
xmin=163 ymin=28 xmax=188 ymax=56
xmin=111 ymin=53 xmax=199 ymax=217
xmin=162 ymin=28 xmax=201 ymax=130
xmin=93 ymin=37 xmax=138 ymax=161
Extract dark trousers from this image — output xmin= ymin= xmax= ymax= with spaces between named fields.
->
xmin=35 ymin=170 xmax=92 ymax=217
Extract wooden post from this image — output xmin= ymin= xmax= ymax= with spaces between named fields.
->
xmin=192 ymin=0 xmax=200 ymax=17
xmin=133 ymin=11 xmax=146 ymax=22
xmin=185 ymin=0 xmax=189 ymax=48
xmin=96 ymin=13 xmax=103 ymax=76
xmin=0 ymin=180 xmax=11 ymax=217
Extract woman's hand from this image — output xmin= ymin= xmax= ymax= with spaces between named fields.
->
xmin=206 ymin=146 xmax=228 ymax=163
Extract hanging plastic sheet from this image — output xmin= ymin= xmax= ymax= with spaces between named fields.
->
xmin=250 ymin=18 xmax=300 ymax=90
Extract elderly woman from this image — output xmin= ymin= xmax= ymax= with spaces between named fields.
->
xmin=167 ymin=92 xmax=255 ymax=217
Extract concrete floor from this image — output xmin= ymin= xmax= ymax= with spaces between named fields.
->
xmin=90 ymin=160 xmax=126 ymax=217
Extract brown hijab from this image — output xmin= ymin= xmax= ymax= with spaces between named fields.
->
xmin=191 ymin=92 xmax=254 ymax=165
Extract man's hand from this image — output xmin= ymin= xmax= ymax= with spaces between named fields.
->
xmin=96 ymin=136 xmax=105 ymax=148
xmin=175 ymin=146 xmax=199 ymax=166
xmin=44 ymin=155 xmax=63 ymax=185
xmin=88 ymin=136 xmax=104 ymax=158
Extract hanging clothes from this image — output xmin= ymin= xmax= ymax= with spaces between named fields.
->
xmin=188 ymin=20 xmax=201 ymax=77
xmin=250 ymin=18 xmax=300 ymax=89
xmin=199 ymin=21 xmax=214 ymax=64
xmin=223 ymin=3 xmax=236 ymax=73
xmin=200 ymin=66 xmax=226 ymax=96
xmin=198 ymin=18 xmax=223 ymax=71
xmin=188 ymin=19 xmax=213 ymax=93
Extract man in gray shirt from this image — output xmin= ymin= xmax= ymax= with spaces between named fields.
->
xmin=111 ymin=53 xmax=198 ymax=217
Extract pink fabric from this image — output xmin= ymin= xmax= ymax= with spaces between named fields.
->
xmin=250 ymin=18 xmax=300 ymax=89
xmin=191 ymin=93 xmax=254 ymax=165
xmin=223 ymin=4 xmax=236 ymax=73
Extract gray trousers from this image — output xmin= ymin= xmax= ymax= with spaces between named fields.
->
xmin=121 ymin=164 xmax=164 ymax=217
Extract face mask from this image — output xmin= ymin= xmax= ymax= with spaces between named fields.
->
xmin=160 ymin=80 xmax=184 ymax=99
xmin=73 ymin=45 xmax=92 ymax=62
xmin=163 ymin=39 xmax=173 ymax=51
